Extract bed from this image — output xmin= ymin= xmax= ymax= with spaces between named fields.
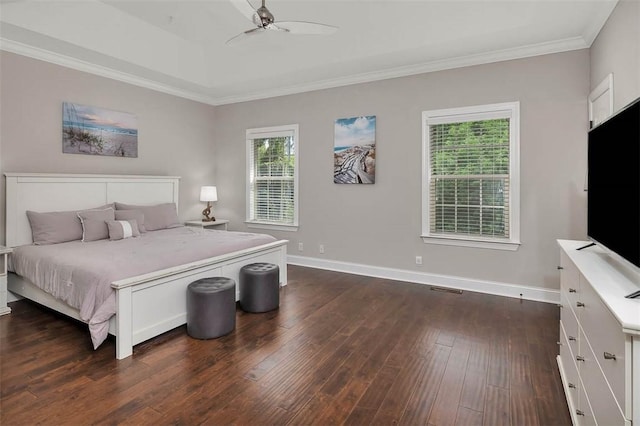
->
xmin=4 ymin=173 xmax=288 ymax=359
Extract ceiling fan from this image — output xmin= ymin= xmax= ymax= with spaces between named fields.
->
xmin=226 ymin=0 xmax=338 ymax=44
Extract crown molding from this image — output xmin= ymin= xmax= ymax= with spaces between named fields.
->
xmin=0 ymin=38 xmax=219 ymax=106
xmin=2 ymin=35 xmax=589 ymax=107
xmin=212 ymin=36 xmax=590 ymax=105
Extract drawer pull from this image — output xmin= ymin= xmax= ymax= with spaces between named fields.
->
xmin=557 ymin=266 xmax=564 ymax=270
xmin=557 ymin=341 xmax=562 ymax=346
xmin=576 ymin=302 xmax=585 ymax=307
xmin=576 ymin=410 xmax=584 ymax=416
xmin=568 ymin=383 xmax=576 ymax=389
xmin=568 ymin=336 xmax=576 ymax=342
xmin=603 ymin=352 xmax=617 ymax=361
xmin=568 ymin=288 xmax=576 ymax=293
xmin=576 ymin=356 xmax=585 ymax=362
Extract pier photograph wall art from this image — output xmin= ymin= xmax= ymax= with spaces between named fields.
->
xmin=334 ymin=115 xmax=376 ymax=184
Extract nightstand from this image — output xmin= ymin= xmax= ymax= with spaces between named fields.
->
xmin=0 ymin=246 xmax=13 ymax=316
xmin=185 ymin=219 xmax=229 ymax=231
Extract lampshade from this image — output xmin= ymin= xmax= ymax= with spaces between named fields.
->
xmin=200 ymin=186 xmax=218 ymax=202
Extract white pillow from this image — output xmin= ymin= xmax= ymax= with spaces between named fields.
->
xmin=106 ymin=219 xmax=141 ymax=241
xmin=115 ymin=210 xmax=146 ymax=233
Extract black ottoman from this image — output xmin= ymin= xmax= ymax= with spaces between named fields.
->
xmin=187 ymin=277 xmax=236 ymax=339
xmin=239 ymin=263 xmax=280 ymax=313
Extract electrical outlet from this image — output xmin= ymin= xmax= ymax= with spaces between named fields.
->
xmin=415 ymin=256 xmax=423 ymax=265
xmin=319 ymin=244 xmax=325 ymax=254
xmin=298 ymin=242 xmax=303 ymax=252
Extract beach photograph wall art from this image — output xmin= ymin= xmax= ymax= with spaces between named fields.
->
xmin=333 ymin=115 xmax=376 ymax=184
xmin=62 ymin=102 xmax=138 ymax=157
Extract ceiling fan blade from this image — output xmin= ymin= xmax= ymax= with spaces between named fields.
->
xmin=275 ymin=21 xmax=338 ymax=35
xmin=264 ymin=23 xmax=290 ymax=33
xmin=228 ymin=0 xmax=260 ymax=26
xmin=225 ymin=27 xmax=266 ymax=45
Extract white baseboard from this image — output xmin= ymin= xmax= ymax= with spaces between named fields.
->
xmin=287 ymin=255 xmax=560 ymax=304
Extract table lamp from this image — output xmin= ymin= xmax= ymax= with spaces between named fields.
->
xmin=200 ymin=186 xmax=217 ymax=222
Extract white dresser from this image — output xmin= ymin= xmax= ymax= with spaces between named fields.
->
xmin=557 ymin=240 xmax=640 ymax=426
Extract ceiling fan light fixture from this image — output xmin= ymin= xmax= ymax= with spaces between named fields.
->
xmin=256 ymin=1 xmax=275 ymax=27
xmin=227 ymin=0 xmax=338 ymax=45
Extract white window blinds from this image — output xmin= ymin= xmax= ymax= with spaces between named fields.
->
xmin=422 ymin=102 xmax=520 ymax=249
xmin=246 ymin=125 xmax=299 ymax=229
xmin=430 ymin=118 xmax=510 ymax=238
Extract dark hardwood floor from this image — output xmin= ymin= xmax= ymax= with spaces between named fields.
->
xmin=0 ymin=265 xmax=571 ymax=425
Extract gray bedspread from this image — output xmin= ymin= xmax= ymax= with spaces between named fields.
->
xmin=9 ymin=226 xmax=278 ymax=349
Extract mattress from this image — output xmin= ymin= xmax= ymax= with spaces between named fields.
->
xmin=9 ymin=226 xmax=278 ymax=348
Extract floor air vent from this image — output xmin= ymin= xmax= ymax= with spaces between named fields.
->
xmin=430 ymin=286 xmax=463 ymax=294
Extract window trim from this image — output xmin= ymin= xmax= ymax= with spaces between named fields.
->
xmin=421 ymin=102 xmax=520 ymax=251
xmin=245 ymin=124 xmax=299 ymax=232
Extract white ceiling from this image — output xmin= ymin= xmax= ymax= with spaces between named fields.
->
xmin=0 ymin=0 xmax=618 ymax=105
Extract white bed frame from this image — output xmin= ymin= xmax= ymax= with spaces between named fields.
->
xmin=4 ymin=173 xmax=288 ymax=359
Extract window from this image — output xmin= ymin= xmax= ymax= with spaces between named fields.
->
xmin=422 ymin=102 xmax=520 ymax=250
xmin=246 ymin=124 xmax=299 ymax=231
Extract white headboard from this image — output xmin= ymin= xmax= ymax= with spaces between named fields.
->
xmin=5 ymin=173 xmax=180 ymax=247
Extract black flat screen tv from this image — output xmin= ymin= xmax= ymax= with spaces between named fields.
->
xmin=587 ymin=96 xmax=640 ymax=269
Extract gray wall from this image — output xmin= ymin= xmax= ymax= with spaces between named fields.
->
xmin=0 ymin=51 xmax=218 ymax=244
xmin=215 ymin=50 xmax=590 ymax=291
xmin=0 ymin=47 xmax=597 ymax=292
xmin=590 ymin=0 xmax=640 ymax=111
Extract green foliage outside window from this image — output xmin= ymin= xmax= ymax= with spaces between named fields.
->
xmin=254 ymin=136 xmax=295 ymax=177
xmin=430 ymin=119 xmax=510 ymax=238
xmin=253 ymin=136 xmax=295 ymax=223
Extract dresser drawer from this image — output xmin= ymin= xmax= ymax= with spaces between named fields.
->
xmin=579 ymin=277 xmax=626 ymax=408
xmin=579 ymin=329 xmax=626 ymax=425
xmin=559 ymin=323 xmax=580 ymax=413
xmin=560 ymin=251 xmax=580 ymax=299
xmin=560 ymin=290 xmax=579 ymax=354
xmin=576 ymin=381 xmax=597 ymax=426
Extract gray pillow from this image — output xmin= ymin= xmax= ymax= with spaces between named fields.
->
xmin=106 ymin=219 xmax=141 ymax=240
xmin=77 ymin=208 xmax=115 ymax=242
xmin=115 ymin=202 xmax=180 ymax=231
xmin=115 ymin=209 xmax=146 ymax=233
xmin=26 ymin=204 xmax=114 ymax=245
